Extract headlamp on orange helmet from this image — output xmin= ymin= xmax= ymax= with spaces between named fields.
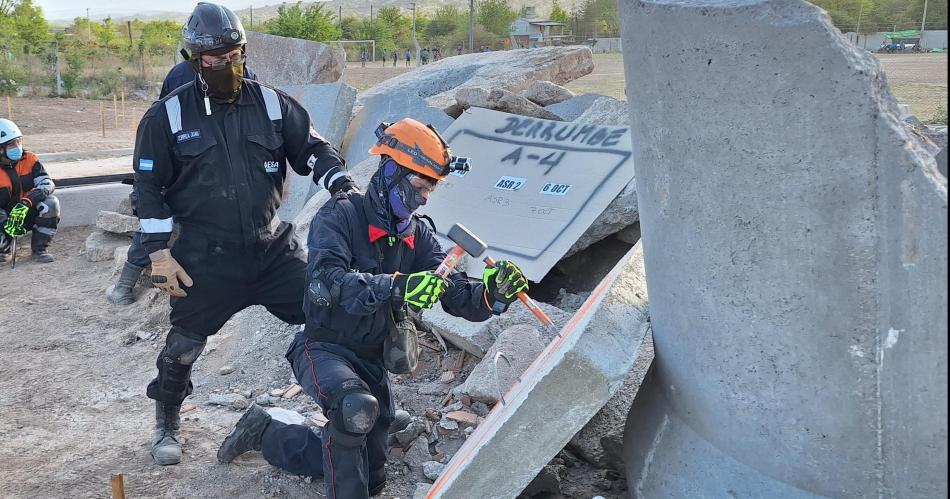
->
xmin=370 ymin=119 xmax=472 ymax=180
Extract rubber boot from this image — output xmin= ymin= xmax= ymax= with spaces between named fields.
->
xmin=151 ymin=401 xmax=182 ymax=465
xmin=217 ymin=404 xmax=272 ymax=463
xmin=106 ymin=262 xmax=145 ymax=305
xmin=30 ymin=231 xmax=54 ymax=263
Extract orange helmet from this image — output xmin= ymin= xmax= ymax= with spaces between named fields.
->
xmin=368 ymin=119 xmax=470 ymax=181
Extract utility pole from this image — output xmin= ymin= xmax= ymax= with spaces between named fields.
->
xmin=86 ymin=8 xmax=92 ymax=39
xmin=468 ymin=0 xmax=475 ymax=53
xmin=370 ymin=4 xmax=373 ymax=23
xmin=855 ymin=0 xmax=865 ymax=48
xmin=920 ymin=0 xmax=929 ymax=32
xmin=127 ymin=20 xmax=133 ymax=49
xmin=250 ymin=5 xmax=253 ymax=30
xmin=339 ymin=5 xmax=342 ymax=26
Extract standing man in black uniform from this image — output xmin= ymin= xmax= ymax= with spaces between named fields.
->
xmin=133 ymin=2 xmax=355 ymax=466
xmin=216 ymin=118 xmax=531 ymax=498
xmin=106 ymin=43 xmax=257 ymax=305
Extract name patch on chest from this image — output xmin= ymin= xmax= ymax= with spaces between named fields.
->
xmin=176 ymin=129 xmax=201 ymax=143
xmin=264 ymin=161 xmax=280 ymax=173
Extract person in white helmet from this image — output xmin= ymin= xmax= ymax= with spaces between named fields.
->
xmin=0 ymin=118 xmax=59 ymax=264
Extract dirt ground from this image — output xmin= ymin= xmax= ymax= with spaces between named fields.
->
xmin=0 ymin=227 xmax=625 ymax=499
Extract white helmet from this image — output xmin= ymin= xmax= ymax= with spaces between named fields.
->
xmin=0 ymin=118 xmax=22 ymax=145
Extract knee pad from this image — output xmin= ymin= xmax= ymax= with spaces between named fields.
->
xmin=162 ymin=326 xmax=207 ymax=365
xmin=37 ymin=195 xmax=61 ymax=220
xmin=325 ymin=380 xmax=379 ymax=447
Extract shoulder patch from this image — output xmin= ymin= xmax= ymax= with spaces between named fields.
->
xmin=138 ymin=159 xmax=154 ymax=171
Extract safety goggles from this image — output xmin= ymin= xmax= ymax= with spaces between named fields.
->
xmin=183 ymin=26 xmax=244 ymax=52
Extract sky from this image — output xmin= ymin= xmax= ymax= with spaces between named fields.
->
xmin=35 ymin=0 xmax=258 ymax=21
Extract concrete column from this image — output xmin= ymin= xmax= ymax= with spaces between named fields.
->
xmin=619 ymin=1 xmax=947 ymax=498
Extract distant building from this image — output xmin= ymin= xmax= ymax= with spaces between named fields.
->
xmin=509 ymin=8 xmax=568 ymax=48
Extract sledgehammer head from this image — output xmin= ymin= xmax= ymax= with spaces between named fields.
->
xmin=447 ymin=223 xmax=487 ymax=258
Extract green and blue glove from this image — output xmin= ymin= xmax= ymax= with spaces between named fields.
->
xmin=483 ymin=260 xmax=529 ymax=314
xmin=394 ymin=270 xmax=451 ymax=311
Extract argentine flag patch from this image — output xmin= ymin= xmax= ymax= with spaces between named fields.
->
xmin=138 ymin=159 xmax=154 ymax=171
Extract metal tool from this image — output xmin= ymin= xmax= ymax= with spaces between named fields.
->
xmin=439 ymin=223 xmax=553 ymax=327
xmin=434 ymin=223 xmax=488 ymax=277
xmin=10 ymin=235 xmax=17 ymax=269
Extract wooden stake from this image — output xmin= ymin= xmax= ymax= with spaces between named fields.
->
xmin=121 ymin=91 xmax=126 ymax=117
xmin=113 ymin=94 xmax=119 ymax=128
xmin=6 ymin=96 xmax=11 ymax=119
xmin=110 ymin=474 xmax=125 ymax=499
xmin=100 ymin=102 xmax=106 ymax=137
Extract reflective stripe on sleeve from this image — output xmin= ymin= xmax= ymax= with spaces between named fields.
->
xmin=260 ymin=86 xmax=282 ymax=121
xmin=140 ymin=217 xmax=174 ymax=233
xmin=164 ymin=96 xmax=182 ymax=134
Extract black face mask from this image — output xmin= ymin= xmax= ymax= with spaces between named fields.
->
xmin=193 ymin=60 xmax=244 ymax=103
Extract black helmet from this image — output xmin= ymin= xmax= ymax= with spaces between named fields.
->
xmin=182 ymin=2 xmax=246 ymax=55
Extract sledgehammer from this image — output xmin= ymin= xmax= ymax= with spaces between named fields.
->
xmin=437 ymin=224 xmax=552 ymax=327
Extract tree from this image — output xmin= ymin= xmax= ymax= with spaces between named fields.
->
xmin=13 ymin=0 xmax=50 ymax=53
xmin=140 ymin=20 xmax=181 ymax=56
xmin=550 ymin=0 xmax=570 ymax=24
xmin=477 ymin=0 xmax=518 ymax=38
xmin=265 ymin=2 xmax=341 ymax=42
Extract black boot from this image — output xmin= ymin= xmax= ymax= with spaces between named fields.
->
xmin=152 ymin=401 xmax=182 ymax=465
xmin=217 ymin=404 xmax=272 ymax=463
xmin=390 ymin=409 xmax=411 ymax=434
xmin=106 ymin=262 xmax=145 ymax=305
xmin=30 ymin=231 xmax=54 ymax=263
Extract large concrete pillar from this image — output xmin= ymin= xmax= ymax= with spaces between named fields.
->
xmin=619 ymin=1 xmax=947 ymax=498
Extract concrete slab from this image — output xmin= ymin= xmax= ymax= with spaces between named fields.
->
xmin=339 ymin=91 xmax=453 ymax=174
xmin=45 ymin=156 xmax=132 ymax=180
xmin=56 ymin=183 xmax=132 ymax=228
xmin=620 ymin=1 xmax=948 ymax=498
xmin=522 ymin=81 xmax=574 ymax=107
xmin=455 ymin=87 xmax=562 ymax=121
xmin=425 ymin=242 xmax=650 ymax=498
xmin=460 ymin=324 xmax=546 ymax=405
xmin=276 ymin=82 xmax=358 ymax=221
xmin=245 ymin=32 xmax=345 ymax=87
xmin=356 ymin=47 xmax=594 ymax=112
xmin=418 ymin=107 xmax=635 ymax=282
xmin=544 ymin=94 xmax=606 ymax=121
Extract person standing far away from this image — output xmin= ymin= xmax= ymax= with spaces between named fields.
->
xmin=380 ymin=48 xmax=387 ymax=67
xmin=134 ymin=1 xmax=357 ymax=467
xmin=360 ymin=47 xmax=367 ymax=68
xmin=404 ymin=49 xmax=412 ymax=67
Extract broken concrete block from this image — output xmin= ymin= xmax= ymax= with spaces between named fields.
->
xmin=523 ymin=464 xmax=565 ymax=497
xmin=96 ymin=210 xmax=139 ymax=236
xmin=936 ymin=147 xmax=947 ymax=178
xmin=545 ymin=93 xmax=606 ymax=121
xmin=207 ymin=393 xmax=249 ymax=411
xmin=276 ymin=82 xmax=358 ymax=221
xmin=292 ymin=156 xmax=381 ymax=248
xmin=340 ymin=91 xmax=454 ymax=171
xmin=445 ymin=411 xmax=478 ymax=428
xmin=112 ymin=245 xmax=130 ymax=273
xmin=393 ymin=420 xmax=426 ymax=448
xmin=461 ymin=324 xmax=547 ymax=405
xmin=621 ymin=1 xmax=947 ymax=497
xmin=428 ymin=243 xmax=650 ymax=498
xmin=455 ymin=87 xmax=562 ymax=121
xmin=569 ymin=330 xmax=654 ymax=469
xmin=564 ymin=177 xmax=639 ymax=258
xmin=423 ymin=461 xmax=446 ymax=481
xmin=485 ymin=301 xmax=573 ymax=344
xmin=357 ymin=47 xmax=594 ymax=112
xmin=245 ymin=32 xmax=345 ymax=86
xmin=84 ymin=230 xmax=131 ymax=262
xmin=403 ymin=436 xmax=432 ymax=471
xmin=422 ymin=302 xmax=496 ymax=358
xmin=523 ymin=80 xmax=575 ymax=106
xmin=573 ymin=96 xmax=630 ymax=126
xmin=115 ymin=195 xmax=133 ymax=216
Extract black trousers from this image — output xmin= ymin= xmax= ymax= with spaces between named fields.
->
xmin=260 ymin=333 xmax=393 ymax=499
xmin=146 ymin=222 xmax=307 ymax=404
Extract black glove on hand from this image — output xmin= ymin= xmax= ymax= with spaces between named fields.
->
xmin=483 ymin=260 xmax=529 ymax=315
